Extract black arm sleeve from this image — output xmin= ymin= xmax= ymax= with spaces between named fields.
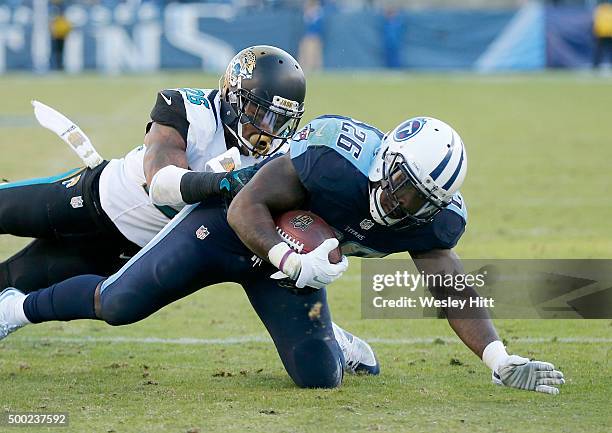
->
xmin=180 ymin=172 xmax=227 ymax=204
xmin=146 ymin=90 xmax=189 ymax=143
xmin=180 ymin=153 xmax=283 ymax=204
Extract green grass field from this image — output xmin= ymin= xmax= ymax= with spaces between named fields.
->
xmin=1 ymin=72 xmax=611 ymax=433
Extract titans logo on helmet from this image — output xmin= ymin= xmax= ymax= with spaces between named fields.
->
xmin=394 ymin=118 xmax=427 ymax=142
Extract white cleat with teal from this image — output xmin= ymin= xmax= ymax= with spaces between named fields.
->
xmin=0 ymin=288 xmax=27 ymax=341
xmin=333 ymin=322 xmax=380 ymax=375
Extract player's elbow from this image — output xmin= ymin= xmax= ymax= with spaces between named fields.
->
xmin=227 ymin=200 xmax=238 ymax=230
xmin=227 ymin=193 xmax=247 ymax=232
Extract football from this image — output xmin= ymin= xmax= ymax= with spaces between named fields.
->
xmin=274 ymin=210 xmax=342 ymax=263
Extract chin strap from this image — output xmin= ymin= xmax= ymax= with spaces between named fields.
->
xmin=220 ymin=99 xmax=266 ymax=157
xmin=369 ymin=186 xmax=386 ymax=226
xmin=224 ymin=122 xmax=249 ymax=150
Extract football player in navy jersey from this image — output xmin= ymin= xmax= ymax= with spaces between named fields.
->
xmin=0 ymin=115 xmax=564 ymax=393
xmin=227 ymin=115 xmax=564 ymax=393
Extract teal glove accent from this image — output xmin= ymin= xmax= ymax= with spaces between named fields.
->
xmin=219 ymin=166 xmax=259 ymax=200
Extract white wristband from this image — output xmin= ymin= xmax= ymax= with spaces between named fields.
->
xmin=268 ymin=242 xmax=301 ymax=280
xmin=482 ymin=340 xmax=509 ymax=371
xmin=148 ymin=165 xmax=190 ymax=206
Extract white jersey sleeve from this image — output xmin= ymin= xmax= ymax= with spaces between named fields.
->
xmin=99 ymin=88 xmax=232 ymax=247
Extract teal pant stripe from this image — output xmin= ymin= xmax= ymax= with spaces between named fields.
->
xmin=0 ymin=167 xmax=82 ymax=190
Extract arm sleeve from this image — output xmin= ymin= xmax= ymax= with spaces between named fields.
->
xmin=179 ymin=155 xmax=280 ymax=204
xmin=146 ymin=90 xmax=189 ymax=143
xmin=407 ymin=210 xmax=467 ymax=252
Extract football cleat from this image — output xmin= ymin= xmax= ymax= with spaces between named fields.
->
xmin=332 ymin=322 xmax=380 ymax=375
xmin=0 ymin=288 xmax=28 ymax=341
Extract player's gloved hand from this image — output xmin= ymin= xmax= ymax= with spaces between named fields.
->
xmin=295 ymin=239 xmax=349 ymax=289
xmin=492 ymin=355 xmax=565 ymax=395
xmin=218 ymin=166 xmax=259 ymax=200
xmin=268 ymin=239 xmax=349 ymax=289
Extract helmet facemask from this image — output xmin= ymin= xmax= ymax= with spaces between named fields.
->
xmin=369 ymin=151 xmax=449 ymax=230
xmin=221 ymin=76 xmax=304 ymax=158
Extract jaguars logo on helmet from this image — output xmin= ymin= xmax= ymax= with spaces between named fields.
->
xmin=227 ymin=49 xmax=257 ymax=87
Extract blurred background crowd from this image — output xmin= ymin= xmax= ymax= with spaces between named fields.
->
xmin=1 ymin=0 xmax=611 ymax=73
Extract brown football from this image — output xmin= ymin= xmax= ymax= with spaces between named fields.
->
xmin=274 ymin=210 xmax=342 ymax=264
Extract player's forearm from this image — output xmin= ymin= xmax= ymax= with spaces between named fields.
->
xmin=228 ymin=155 xmax=308 ymax=266
xmin=180 ymin=165 xmax=260 ymax=204
xmin=446 ymin=311 xmax=499 ymax=358
xmin=435 ymin=275 xmax=500 ymax=357
xmin=227 ymin=199 xmax=283 ymax=259
xmin=180 ymin=172 xmax=227 ymax=204
xmin=410 ymin=248 xmax=500 ymax=358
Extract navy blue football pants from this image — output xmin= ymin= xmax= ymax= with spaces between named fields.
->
xmin=0 ymin=163 xmax=139 ymax=291
xmin=97 ymin=201 xmax=343 ymax=388
xmin=0 ymin=166 xmax=343 ymax=388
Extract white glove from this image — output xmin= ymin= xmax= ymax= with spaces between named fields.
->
xmin=268 ymin=239 xmax=349 ymax=289
xmin=493 ymin=355 xmax=565 ymax=395
xmin=205 ymin=147 xmax=242 ymax=173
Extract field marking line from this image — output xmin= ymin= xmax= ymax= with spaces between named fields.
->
xmin=10 ymin=335 xmax=612 ymax=346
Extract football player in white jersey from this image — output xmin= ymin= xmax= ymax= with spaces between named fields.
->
xmin=0 ymin=46 xmax=379 ymax=375
xmin=0 ymin=45 xmax=305 ymax=288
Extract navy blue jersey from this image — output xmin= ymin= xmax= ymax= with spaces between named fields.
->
xmin=290 ymin=115 xmax=467 ymax=257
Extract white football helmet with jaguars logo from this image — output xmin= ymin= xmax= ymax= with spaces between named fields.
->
xmin=368 ymin=117 xmax=467 ymax=229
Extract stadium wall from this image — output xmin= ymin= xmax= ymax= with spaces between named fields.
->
xmin=0 ymin=2 xmax=597 ymax=73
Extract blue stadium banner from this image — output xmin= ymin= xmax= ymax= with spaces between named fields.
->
xmin=0 ymin=2 xmax=597 ymax=73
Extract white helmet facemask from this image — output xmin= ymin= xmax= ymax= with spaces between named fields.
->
xmin=369 ymin=185 xmax=401 ymax=226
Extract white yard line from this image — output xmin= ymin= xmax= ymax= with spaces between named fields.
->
xmin=12 ymin=335 xmax=612 ymax=346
